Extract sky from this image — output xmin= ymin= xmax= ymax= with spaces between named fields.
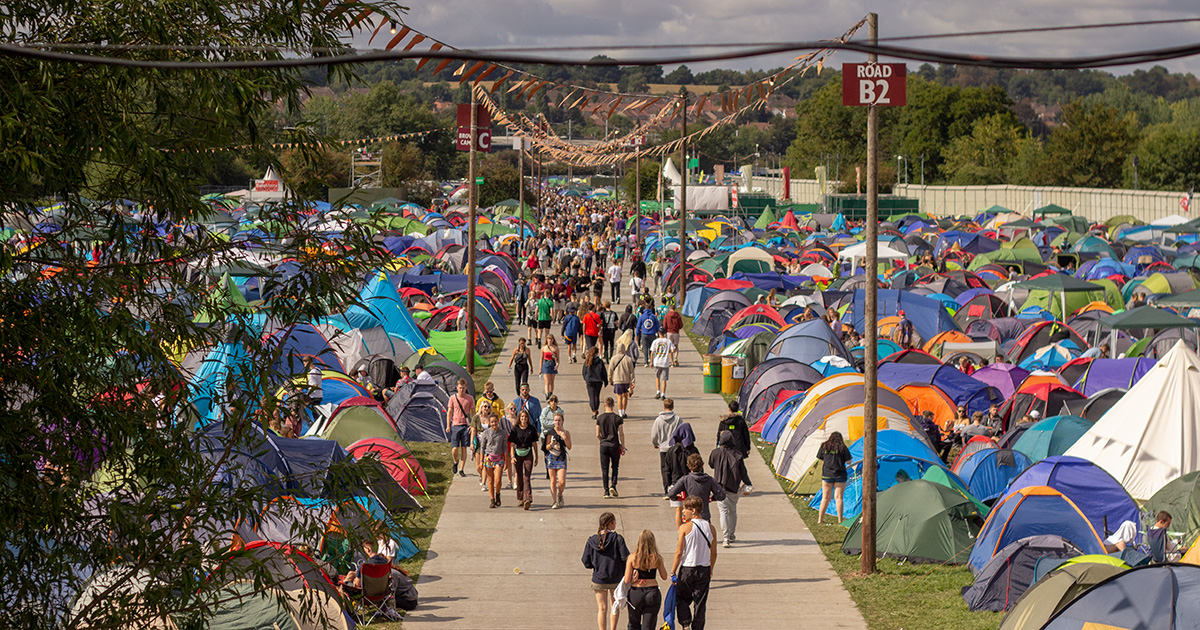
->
xmin=365 ymin=2 xmax=1200 ymax=77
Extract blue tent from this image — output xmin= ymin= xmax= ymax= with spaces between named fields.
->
xmin=765 ymin=318 xmax=852 ymax=366
xmin=728 ymin=272 xmax=809 ymax=291
xmin=326 ymin=272 xmax=430 ymax=351
xmin=969 ymin=485 xmax=1106 ymax=573
xmin=1004 ymin=456 xmax=1139 ymax=541
xmin=1010 ymin=415 xmax=1092 ymax=461
xmin=189 ymin=342 xmax=253 ymax=426
xmin=194 ymin=422 xmax=291 ymax=496
xmin=681 ymin=285 xmax=718 ymax=318
xmin=1076 ymin=257 xmax=1134 ymax=281
xmin=266 ymin=323 xmax=344 ymax=378
xmin=935 ymin=231 xmax=1000 ymax=256
xmin=847 ymin=289 xmax=959 ymax=343
xmin=847 ymin=429 xmax=940 ymax=462
xmin=810 ymin=453 xmax=952 ymax=521
xmin=956 ymin=448 xmax=1033 ymax=503
xmin=877 ymin=362 xmax=1003 ymax=415
xmin=758 ymin=391 xmax=807 ymax=444
xmin=1041 ymin=564 xmax=1200 ymax=630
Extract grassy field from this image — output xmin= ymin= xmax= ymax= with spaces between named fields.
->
xmin=683 ymin=317 xmax=1002 ymax=630
xmin=376 ymin=317 xmax=509 ymax=629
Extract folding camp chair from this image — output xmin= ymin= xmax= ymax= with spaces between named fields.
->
xmin=355 ymin=558 xmax=398 ymax=624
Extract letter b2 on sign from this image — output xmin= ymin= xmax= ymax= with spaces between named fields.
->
xmin=842 ymin=63 xmax=907 ymax=107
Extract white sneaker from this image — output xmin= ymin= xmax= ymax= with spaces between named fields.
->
xmin=722 ymin=539 xmax=731 ymax=548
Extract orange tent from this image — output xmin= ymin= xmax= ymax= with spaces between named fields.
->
xmin=924 ymin=330 xmax=973 ymax=355
xmin=1074 ymin=300 xmax=1114 ymax=315
xmin=1017 ymin=371 xmax=1068 ymax=391
xmin=898 ymin=383 xmax=958 ymax=428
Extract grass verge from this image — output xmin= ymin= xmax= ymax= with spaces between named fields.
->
xmin=683 ymin=316 xmax=1001 ymax=630
xmin=377 ymin=315 xmax=509 ymax=629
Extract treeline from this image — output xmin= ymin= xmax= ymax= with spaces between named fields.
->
xmin=786 ymin=69 xmax=1200 ymax=193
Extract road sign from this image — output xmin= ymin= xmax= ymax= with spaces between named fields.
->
xmin=628 ymin=135 xmax=645 ymax=147
xmin=842 ymin=63 xmax=907 ymax=107
xmin=476 ymin=177 xmax=485 ymax=185
xmin=687 ymin=157 xmax=699 ymax=169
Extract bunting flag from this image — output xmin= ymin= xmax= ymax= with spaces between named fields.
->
xmin=164 ymin=126 xmax=449 ymax=154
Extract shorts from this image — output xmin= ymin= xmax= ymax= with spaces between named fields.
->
xmin=485 ymin=453 xmax=504 ymax=468
xmin=538 ymin=319 xmax=551 ymax=330
xmin=564 ymin=334 xmax=577 ymax=345
xmin=546 ymin=453 xmax=567 ymax=470
xmin=614 ymin=383 xmax=630 ymax=395
xmin=450 ymin=424 xmax=471 ymax=448
xmin=554 ymin=300 xmax=565 ymax=311
xmin=655 ymin=367 xmax=670 ymax=381
xmin=667 ymin=332 xmax=680 ymax=347
xmin=822 ymin=475 xmax=848 ymax=484
xmin=542 ymin=360 xmax=558 ymax=375
xmin=592 ymin=582 xmax=619 ymax=591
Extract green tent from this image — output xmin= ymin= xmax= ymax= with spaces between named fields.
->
xmin=999 ymin=559 xmax=1127 ymax=630
xmin=754 ymin=206 xmax=777 ymax=230
xmin=842 ymin=480 xmax=983 ymax=564
xmin=1033 ymin=203 xmax=1072 ymax=217
xmin=1143 ymin=470 xmax=1200 ymax=547
xmin=921 ymin=465 xmax=990 ymax=517
xmin=426 ymin=330 xmax=490 ymax=367
xmin=1014 ymin=274 xmax=1106 ymax=320
xmin=320 ymin=401 xmax=403 ymax=448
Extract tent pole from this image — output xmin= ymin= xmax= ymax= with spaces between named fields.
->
xmin=1109 ymin=328 xmax=1116 ymax=359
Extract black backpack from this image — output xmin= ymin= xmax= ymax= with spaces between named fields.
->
xmin=601 ymin=310 xmax=618 ymax=331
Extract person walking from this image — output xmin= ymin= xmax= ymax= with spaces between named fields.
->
xmin=582 ymin=304 xmax=602 ymax=355
xmin=543 ymin=412 xmax=572 ymax=508
xmin=600 ymin=301 xmax=619 ymax=362
xmin=539 ymin=394 xmax=564 ymax=434
xmin=540 ymin=335 xmax=560 ymax=399
xmin=709 ymin=431 xmax=752 ymax=547
xmin=596 ymin=397 xmax=625 ymax=498
xmin=606 ymin=259 xmax=623 ymax=304
xmin=507 ymin=337 xmax=532 ymax=396
xmin=509 ymin=409 xmax=539 ymax=510
xmin=816 ymin=431 xmax=851 ymax=524
xmin=479 ymin=413 xmax=509 ymax=508
xmin=536 ymin=291 xmax=554 ymax=345
xmin=512 ymin=383 xmax=542 ymax=434
xmin=668 ymin=451 xmax=724 ymax=527
xmin=582 ymin=347 xmax=609 ymax=418
xmin=672 ymin=496 xmax=717 ymax=630
xmin=623 ymin=530 xmax=667 ymax=630
xmin=650 ymin=398 xmax=682 ymax=498
xmin=663 ymin=304 xmax=683 ymax=367
xmin=629 ymin=273 xmax=644 ymax=302
xmin=562 ymin=307 xmax=582 ymax=363
xmin=715 ymin=401 xmax=751 ymax=459
xmin=608 ymin=340 xmax=636 ymax=418
xmin=649 ymin=329 xmax=675 ymax=400
xmin=446 ymin=378 xmax=475 ymax=478
xmin=636 ymin=305 xmax=660 ymax=367
xmin=581 ymin=512 xmax=628 ymax=630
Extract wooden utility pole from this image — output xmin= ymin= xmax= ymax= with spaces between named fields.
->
xmin=465 ymin=89 xmax=480 ymax=375
xmin=518 ymin=140 xmax=526 ymax=256
xmin=635 ymin=150 xmax=642 ymax=252
xmin=676 ymin=88 xmax=688 ymax=308
xmin=861 ymin=12 xmax=880 ymax=575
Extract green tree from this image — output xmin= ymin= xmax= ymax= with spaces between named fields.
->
xmin=476 ymin=154 xmax=531 ymax=207
xmin=1128 ymin=123 xmax=1200 ymax=190
xmin=785 ymin=75 xmax=899 ymax=187
xmin=0 ymin=0 xmax=405 ymax=628
xmin=943 ymin=113 xmax=1037 ymax=185
xmin=1039 ymin=100 xmax=1138 ymax=187
xmin=280 ymin=145 xmax=351 ymax=197
xmin=665 ymin=65 xmax=695 ymax=85
xmin=621 ymin=159 xmax=661 ymax=203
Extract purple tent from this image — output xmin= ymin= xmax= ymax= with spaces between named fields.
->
xmin=972 ymin=363 xmax=1030 ymax=399
xmin=1072 ymin=357 xmax=1156 ymax=397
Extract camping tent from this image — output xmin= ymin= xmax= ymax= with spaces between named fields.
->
xmin=1040 ymin=564 xmax=1200 ymax=630
xmin=1010 ymin=415 xmax=1093 ymax=462
xmin=1143 ymin=471 xmax=1200 ymax=547
xmin=1004 ymin=456 xmax=1139 ymax=544
xmin=956 ymin=448 xmax=1034 ymax=503
xmin=969 ymin=485 xmax=1106 ymax=573
xmin=998 ymin=559 xmax=1128 ymax=630
xmin=962 ymin=535 xmax=1083 ymax=612
xmin=842 ymin=480 xmax=982 ymax=564
xmin=1065 ymin=340 xmax=1200 ymax=500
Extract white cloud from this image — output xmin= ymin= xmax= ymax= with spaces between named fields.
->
xmin=359 ymin=3 xmax=1200 ymax=76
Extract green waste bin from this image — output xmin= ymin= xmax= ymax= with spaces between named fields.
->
xmin=703 ymin=355 xmax=723 ymax=393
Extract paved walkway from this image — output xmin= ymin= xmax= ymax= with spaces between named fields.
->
xmin=406 ymin=276 xmax=867 ymax=629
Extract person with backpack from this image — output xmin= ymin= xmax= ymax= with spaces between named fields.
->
xmin=608 ymin=340 xmax=636 ymax=418
xmin=581 ymin=512 xmax=628 ymax=630
xmin=636 ymin=305 xmax=660 ymax=367
xmin=671 ymin=496 xmax=717 ymax=630
xmin=599 ymin=302 xmax=619 ymax=361
xmin=668 ymin=451 xmax=725 ymax=528
xmin=561 ymin=308 xmax=582 ymax=363
xmin=715 ymin=401 xmax=751 ymax=459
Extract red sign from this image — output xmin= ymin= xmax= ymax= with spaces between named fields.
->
xmin=456 ymin=127 xmax=492 ymax=152
xmin=456 ymin=104 xmax=492 ymax=152
xmin=254 ymin=180 xmax=279 ymax=192
xmin=731 ymin=185 xmax=739 ymax=209
xmin=1183 ymin=193 xmax=1192 ymax=213
xmin=842 ymin=63 xmax=907 ymax=107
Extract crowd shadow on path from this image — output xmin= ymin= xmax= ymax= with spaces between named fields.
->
xmin=710 ymin=576 xmax=826 ymax=590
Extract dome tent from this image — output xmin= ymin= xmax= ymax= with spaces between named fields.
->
xmin=969 ymin=485 xmax=1106 ymax=573
xmin=998 ymin=558 xmax=1128 ymax=630
xmin=1041 ymin=564 xmax=1200 ymax=630
xmin=961 ymin=534 xmax=1083 ymax=612
xmin=842 ymin=480 xmax=983 ymax=564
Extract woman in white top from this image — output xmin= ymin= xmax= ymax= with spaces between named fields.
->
xmin=672 ymin=496 xmax=717 ymax=630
